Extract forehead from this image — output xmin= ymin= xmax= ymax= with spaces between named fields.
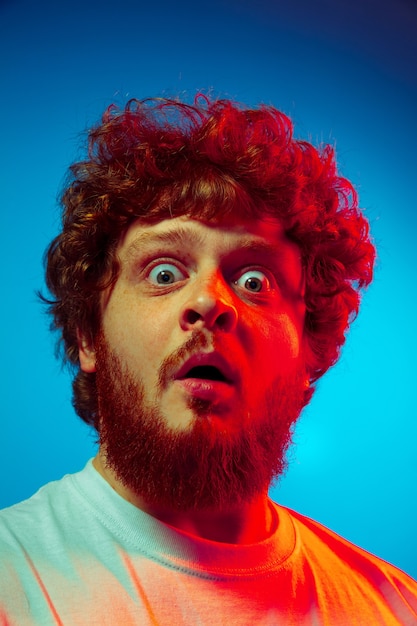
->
xmin=119 ymin=215 xmax=297 ymax=258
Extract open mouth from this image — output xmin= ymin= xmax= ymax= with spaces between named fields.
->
xmin=183 ymin=365 xmax=228 ymax=383
xmin=174 ymin=352 xmax=237 ymax=389
xmin=174 ymin=355 xmax=237 ymax=402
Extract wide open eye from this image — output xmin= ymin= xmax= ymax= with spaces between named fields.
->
xmin=234 ymin=269 xmax=271 ymax=293
xmin=148 ymin=263 xmax=186 ymax=286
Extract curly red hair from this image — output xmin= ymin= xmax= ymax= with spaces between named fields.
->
xmin=44 ymin=96 xmax=375 ymax=428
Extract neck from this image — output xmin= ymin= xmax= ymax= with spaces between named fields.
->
xmin=93 ymin=452 xmax=276 ymax=544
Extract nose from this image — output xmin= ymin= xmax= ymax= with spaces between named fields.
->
xmin=179 ymin=273 xmax=238 ymax=333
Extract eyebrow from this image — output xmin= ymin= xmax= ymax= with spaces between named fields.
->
xmin=234 ymin=239 xmax=291 ymax=260
xmin=124 ymin=227 xmax=206 ymax=260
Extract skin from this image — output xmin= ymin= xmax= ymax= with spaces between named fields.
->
xmin=79 ymin=216 xmax=306 ymax=544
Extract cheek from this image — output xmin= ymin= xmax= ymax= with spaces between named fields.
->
xmin=277 ymin=315 xmax=303 ymax=360
xmin=102 ymin=297 xmax=176 ymax=379
xmin=247 ymin=312 xmax=304 ymax=375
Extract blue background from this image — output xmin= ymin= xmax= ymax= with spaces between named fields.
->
xmin=1 ymin=0 xmax=416 ymax=579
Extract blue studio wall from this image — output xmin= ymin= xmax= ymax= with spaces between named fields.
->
xmin=1 ymin=0 xmax=416 ymax=579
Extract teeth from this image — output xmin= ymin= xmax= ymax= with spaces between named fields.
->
xmin=186 ymin=365 xmax=226 ymax=381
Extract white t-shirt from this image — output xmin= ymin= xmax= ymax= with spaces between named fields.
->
xmin=1 ymin=460 xmax=416 ymax=625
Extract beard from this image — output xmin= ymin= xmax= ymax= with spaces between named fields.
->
xmin=95 ymin=332 xmax=306 ymax=512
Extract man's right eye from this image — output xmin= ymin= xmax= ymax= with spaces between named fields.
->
xmin=147 ymin=263 xmax=186 ymax=286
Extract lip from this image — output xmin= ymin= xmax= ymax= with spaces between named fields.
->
xmin=173 ymin=352 xmax=239 ymax=402
xmin=174 ymin=352 xmax=238 ymax=385
xmin=175 ymin=378 xmax=236 ymax=403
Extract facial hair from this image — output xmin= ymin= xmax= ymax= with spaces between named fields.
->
xmin=95 ymin=332 xmax=306 ymax=512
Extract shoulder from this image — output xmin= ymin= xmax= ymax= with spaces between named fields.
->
xmin=0 ymin=461 xmax=94 ymax=554
xmin=279 ymin=504 xmax=417 ymax=615
xmin=286 ymin=506 xmax=411 ymax=574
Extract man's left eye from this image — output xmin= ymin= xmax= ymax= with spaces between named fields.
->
xmin=234 ymin=270 xmax=271 ymax=293
xmin=148 ymin=263 xmax=186 ymax=285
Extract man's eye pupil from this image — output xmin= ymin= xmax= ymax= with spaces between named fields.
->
xmin=158 ymin=271 xmax=173 ymax=284
xmin=245 ymin=277 xmax=262 ymax=292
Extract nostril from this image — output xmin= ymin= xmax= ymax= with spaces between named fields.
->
xmin=216 ymin=310 xmax=237 ymax=332
xmin=180 ymin=298 xmax=238 ymax=332
xmin=185 ymin=309 xmax=202 ymax=325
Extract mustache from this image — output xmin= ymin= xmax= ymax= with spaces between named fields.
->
xmin=158 ymin=331 xmax=210 ymax=390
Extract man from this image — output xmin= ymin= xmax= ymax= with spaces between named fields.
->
xmin=1 ymin=96 xmax=416 ymax=625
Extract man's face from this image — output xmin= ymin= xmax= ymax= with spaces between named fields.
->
xmin=80 ymin=216 xmax=307 ymax=509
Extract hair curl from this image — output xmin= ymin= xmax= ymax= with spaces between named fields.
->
xmin=44 ymin=95 xmax=375 ymax=429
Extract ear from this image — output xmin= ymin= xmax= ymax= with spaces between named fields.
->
xmin=77 ymin=330 xmax=97 ymax=373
